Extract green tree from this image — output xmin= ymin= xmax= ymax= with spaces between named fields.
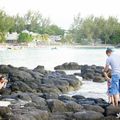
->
xmin=70 ymin=13 xmax=83 ymax=43
xmin=45 ymin=24 xmax=64 ymax=35
xmin=0 ymin=10 xmax=14 ymax=42
xmin=80 ymin=16 xmax=95 ymax=44
xmin=0 ymin=32 xmax=5 ymax=43
xmin=39 ymin=17 xmax=51 ymax=34
xmin=18 ymin=32 xmax=33 ymax=43
xmin=10 ymin=14 xmax=25 ymax=33
xmin=100 ymin=17 xmax=119 ymax=44
xmin=62 ymin=33 xmax=73 ymax=44
xmin=110 ymin=32 xmax=120 ymax=45
xmin=24 ymin=10 xmax=50 ymax=34
xmin=70 ymin=14 xmax=120 ymax=45
xmin=93 ymin=17 xmax=106 ymax=44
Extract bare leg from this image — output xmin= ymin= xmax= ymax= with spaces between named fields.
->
xmin=108 ymin=96 xmax=111 ymax=103
xmin=119 ymin=94 xmax=120 ymax=100
xmin=3 ymin=82 xmax=7 ymax=88
xmin=111 ymin=96 xmax=115 ymax=107
xmin=0 ymin=82 xmax=5 ymax=89
xmin=1 ymin=78 xmax=8 ymax=88
xmin=114 ymin=94 xmax=119 ymax=107
xmin=108 ymin=95 xmax=113 ymax=104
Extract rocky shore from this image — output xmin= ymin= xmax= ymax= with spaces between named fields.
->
xmin=55 ymin=62 xmax=105 ymax=82
xmin=0 ymin=64 xmax=119 ymax=120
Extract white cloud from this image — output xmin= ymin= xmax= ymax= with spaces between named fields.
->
xmin=0 ymin=0 xmax=120 ymax=29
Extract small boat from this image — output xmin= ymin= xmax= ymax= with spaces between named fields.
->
xmin=51 ymin=47 xmax=57 ymax=50
xmin=7 ymin=46 xmax=23 ymax=50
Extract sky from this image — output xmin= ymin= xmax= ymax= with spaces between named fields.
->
xmin=0 ymin=0 xmax=120 ymax=29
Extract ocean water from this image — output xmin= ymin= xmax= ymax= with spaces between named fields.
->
xmin=0 ymin=46 xmax=119 ymax=101
xmin=0 ymin=47 xmax=109 ymax=69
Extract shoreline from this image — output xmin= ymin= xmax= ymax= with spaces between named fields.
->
xmin=0 ymin=43 xmax=115 ymax=49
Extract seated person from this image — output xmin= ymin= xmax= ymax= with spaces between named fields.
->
xmin=0 ymin=75 xmax=8 ymax=89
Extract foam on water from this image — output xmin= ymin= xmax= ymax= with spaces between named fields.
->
xmin=65 ymin=70 xmax=108 ymax=101
xmin=67 ymin=80 xmax=108 ymax=101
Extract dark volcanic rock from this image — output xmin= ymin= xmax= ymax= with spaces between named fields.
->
xmin=47 ymin=99 xmax=67 ymax=113
xmin=83 ymin=104 xmax=105 ymax=113
xmin=0 ymin=65 xmax=81 ymax=94
xmin=42 ymin=93 xmax=59 ymax=99
xmin=0 ymin=64 xmax=15 ymax=74
xmin=33 ymin=65 xmax=46 ymax=74
xmin=93 ymin=76 xmax=105 ymax=82
xmin=11 ymin=109 xmax=49 ymax=120
xmin=50 ymin=113 xmax=67 ymax=120
xmin=30 ymin=95 xmax=48 ymax=110
xmin=74 ymin=111 xmax=104 ymax=120
xmin=77 ymin=99 xmax=96 ymax=105
xmin=11 ymin=81 xmax=34 ymax=93
xmin=9 ymin=69 xmax=34 ymax=82
xmin=0 ymin=64 xmax=114 ymax=120
xmin=40 ymin=84 xmax=61 ymax=94
xmin=42 ymin=71 xmax=81 ymax=93
xmin=72 ymin=95 xmax=85 ymax=99
xmin=65 ymin=101 xmax=83 ymax=112
xmin=0 ymin=107 xmax=13 ymax=119
xmin=81 ymin=65 xmax=105 ymax=82
xmin=15 ymin=93 xmax=32 ymax=101
xmin=54 ymin=62 xmax=81 ymax=70
xmin=103 ymin=116 xmax=118 ymax=120
xmin=58 ymin=95 xmax=75 ymax=103
xmin=105 ymin=104 xmax=120 ymax=116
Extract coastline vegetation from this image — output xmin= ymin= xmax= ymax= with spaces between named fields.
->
xmin=0 ymin=9 xmax=120 ymax=45
xmin=70 ymin=13 xmax=120 ymax=45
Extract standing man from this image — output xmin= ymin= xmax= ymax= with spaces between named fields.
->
xmin=104 ymin=48 xmax=120 ymax=107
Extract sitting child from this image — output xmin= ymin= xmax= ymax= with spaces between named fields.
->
xmin=0 ymin=75 xmax=8 ymax=89
xmin=103 ymin=69 xmax=115 ymax=106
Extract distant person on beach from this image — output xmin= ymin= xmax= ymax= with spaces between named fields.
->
xmin=103 ymin=69 xmax=115 ymax=106
xmin=104 ymin=48 xmax=120 ymax=107
xmin=0 ymin=75 xmax=8 ymax=89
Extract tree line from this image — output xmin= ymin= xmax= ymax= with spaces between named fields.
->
xmin=70 ymin=14 xmax=120 ymax=45
xmin=0 ymin=9 xmax=120 ymax=45
xmin=0 ymin=9 xmax=64 ymax=43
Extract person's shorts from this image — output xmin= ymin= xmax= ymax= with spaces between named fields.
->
xmin=109 ymin=74 xmax=120 ymax=95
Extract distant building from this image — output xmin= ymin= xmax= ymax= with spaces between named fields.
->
xmin=22 ymin=30 xmax=30 ymax=34
xmin=22 ymin=30 xmax=35 ymax=35
xmin=49 ymin=35 xmax=62 ymax=42
xmin=6 ymin=32 xmax=19 ymax=43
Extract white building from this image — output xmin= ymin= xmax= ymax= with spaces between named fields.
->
xmin=6 ymin=32 xmax=19 ymax=43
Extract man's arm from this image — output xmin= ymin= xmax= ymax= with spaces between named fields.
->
xmin=103 ymin=71 xmax=111 ymax=80
xmin=104 ymin=58 xmax=110 ymax=72
xmin=104 ymin=64 xmax=109 ymax=72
